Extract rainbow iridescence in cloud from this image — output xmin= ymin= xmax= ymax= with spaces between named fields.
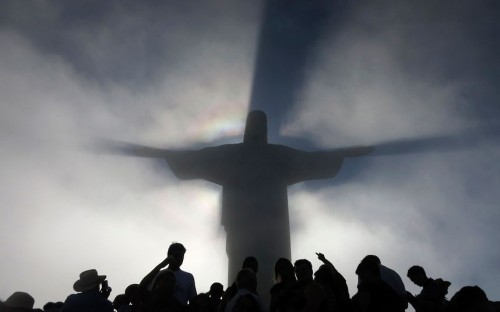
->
xmin=187 ymin=109 xmax=247 ymax=143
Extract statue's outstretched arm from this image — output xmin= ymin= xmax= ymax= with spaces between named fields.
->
xmin=164 ymin=146 xmax=230 ymax=185
xmin=335 ymin=146 xmax=375 ymax=158
xmin=92 ymin=139 xmax=229 ymax=185
xmin=286 ymin=146 xmax=374 ymax=184
xmin=93 ymin=139 xmax=172 ymax=158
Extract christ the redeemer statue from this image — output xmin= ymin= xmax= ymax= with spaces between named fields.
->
xmin=159 ymin=110 xmax=373 ymax=296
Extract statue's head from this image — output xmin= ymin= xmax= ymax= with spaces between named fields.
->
xmin=243 ymin=110 xmax=268 ymax=144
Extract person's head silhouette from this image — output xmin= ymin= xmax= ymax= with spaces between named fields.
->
xmin=167 ymin=242 xmax=186 ymax=270
xmin=407 ymin=265 xmax=428 ymax=287
xmin=274 ymin=258 xmax=295 ymax=282
xmin=242 ymin=256 xmax=259 ymax=274
xmin=294 ymin=259 xmax=313 ymax=284
xmin=236 ymin=269 xmax=257 ymax=292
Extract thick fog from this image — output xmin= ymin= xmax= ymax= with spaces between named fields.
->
xmin=0 ymin=0 xmax=499 ymax=309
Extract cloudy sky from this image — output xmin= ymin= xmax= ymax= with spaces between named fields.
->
xmin=1 ymin=0 xmax=499 ymax=309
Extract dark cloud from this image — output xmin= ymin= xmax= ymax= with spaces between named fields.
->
xmin=0 ymin=0 xmax=261 ymax=90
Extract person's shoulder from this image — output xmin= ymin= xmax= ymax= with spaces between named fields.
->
xmin=381 ymin=265 xmax=402 ymax=278
xmin=380 ymin=266 xmax=405 ymax=286
xmin=178 ymin=269 xmax=194 ymax=277
xmin=65 ymin=292 xmax=78 ymax=299
xmin=175 ymin=269 xmax=195 ymax=283
xmin=63 ymin=292 xmax=80 ymax=303
xmin=62 ymin=293 xmax=112 ymax=311
xmin=380 ymin=264 xmax=393 ymax=273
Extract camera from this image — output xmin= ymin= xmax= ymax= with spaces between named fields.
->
xmin=100 ymin=280 xmax=112 ymax=297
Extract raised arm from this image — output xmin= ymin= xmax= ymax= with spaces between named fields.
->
xmin=316 ymin=252 xmax=350 ymax=303
xmin=316 ymin=252 xmax=335 ymax=271
xmin=139 ymin=256 xmax=174 ymax=290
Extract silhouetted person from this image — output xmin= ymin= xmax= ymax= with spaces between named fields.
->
xmin=61 ymin=269 xmax=114 ymax=312
xmin=407 ymin=265 xmax=451 ymax=312
xmin=312 ymin=265 xmax=336 ymax=312
xmin=225 ymin=269 xmax=268 ymax=312
xmin=145 ymin=243 xmax=197 ymax=305
xmin=43 ymin=302 xmax=63 ymax=312
xmin=444 ymin=286 xmax=499 ymax=312
xmin=315 ymin=252 xmax=350 ymax=311
xmin=357 ymin=255 xmax=407 ymax=310
xmin=352 ymin=260 xmax=404 ymax=312
xmin=269 ymin=258 xmax=301 ymax=312
xmin=2 ymin=292 xmax=42 ymax=312
xmin=189 ymin=294 xmax=212 ymax=312
xmin=113 ymin=294 xmax=129 ymax=312
xmin=162 ymin=110 xmax=374 ymax=296
xmin=207 ymin=283 xmax=224 ymax=312
xmin=221 ymin=257 xmax=260 ymax=312
xmin=120 ymin=284 xmax=140 ymax=312
xmin=294 ymin=259 xmax=327 ymax=312
xmin=140 ymin=268 xmax=183 ymax=312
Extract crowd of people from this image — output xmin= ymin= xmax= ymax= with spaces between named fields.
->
xmin=1 ymin=242 xmax=498 ymax=312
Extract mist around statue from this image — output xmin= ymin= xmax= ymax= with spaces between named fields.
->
xmin=1 ymin=0 xmax=500 ymax=310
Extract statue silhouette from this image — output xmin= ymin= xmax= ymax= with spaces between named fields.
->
xmin=98 ymin=109 xmax=497 ymax=300
xmin=159 ymin=110 xmax=373 ymax=298
xmin=97 ymin=110 xmax=374 ymax=300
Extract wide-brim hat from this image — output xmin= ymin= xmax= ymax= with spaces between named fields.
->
xmin=73 ymin=269 xmax=106 ymax=292
xmin=5 ymin=291 xmax=35 ymax=309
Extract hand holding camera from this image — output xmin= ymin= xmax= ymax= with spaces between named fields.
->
xmin=100 ymin=280 xmax=112 ymax=298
